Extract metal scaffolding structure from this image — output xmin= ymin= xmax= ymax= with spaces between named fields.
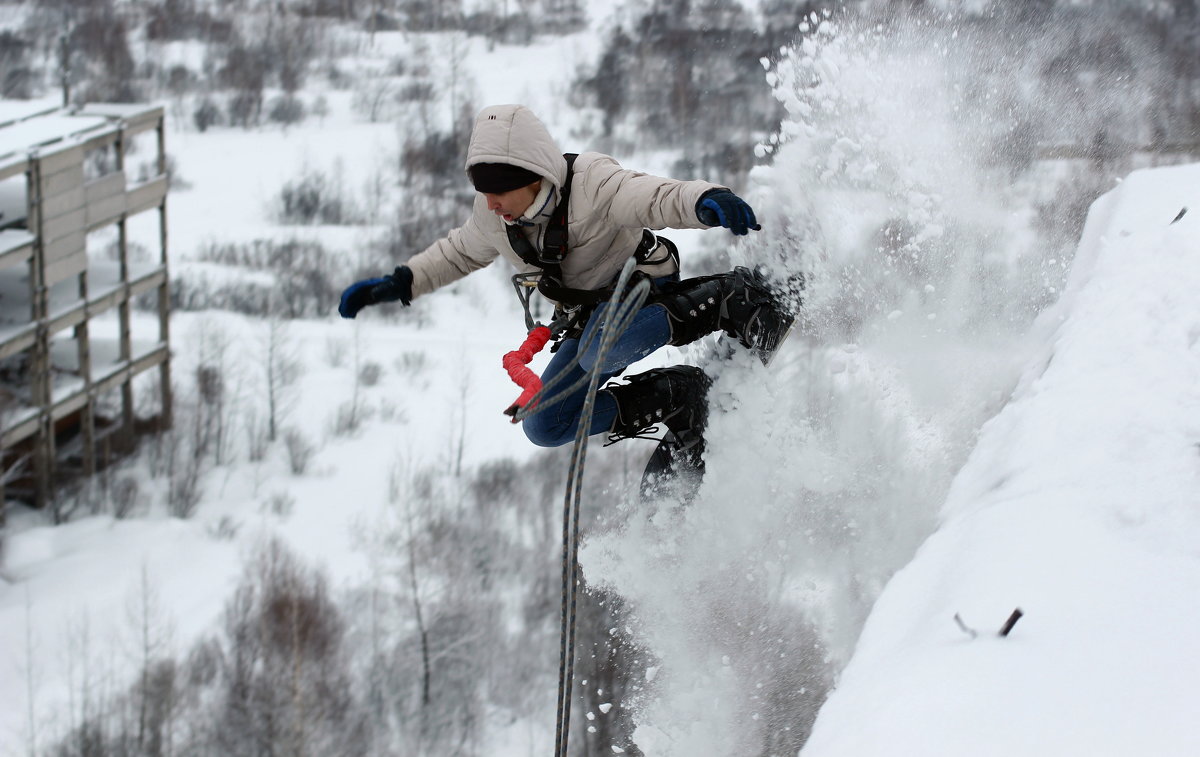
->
xmin=0 ymin=102 xmax=171 ymax=511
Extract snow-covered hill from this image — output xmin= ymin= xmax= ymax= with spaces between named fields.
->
xmin=801 ymin=164 xmax=1200 ymax=757
xmin=581 ymin=20 xmax=1200 ymax=756
xmin=0 ymin=27 xmax=622 ymax=755
xmin=2 ymin=8 xmax=1198 ymax=757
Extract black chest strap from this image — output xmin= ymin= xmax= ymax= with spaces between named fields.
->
xmin=505 ymin=153 xmax=576 ymax=267
xmin=540 ymin=153 xmax=576 ymax=267
xmin=506 ymin=154 xmax=617 ymax=307
xmin=504 ymin=153 xmax=672 ymax=308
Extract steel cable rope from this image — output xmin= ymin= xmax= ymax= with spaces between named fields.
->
xmin=513 ymin=258 xmax=651 ymax=757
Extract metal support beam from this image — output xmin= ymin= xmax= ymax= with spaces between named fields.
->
xmin=0 ymin=104 xmax=172 ymax=507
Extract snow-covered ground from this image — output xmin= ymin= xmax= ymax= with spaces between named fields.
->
xmin=581 ymin=18 xmax=1200 ymax=757
xmin=0 ymin=29 xmax=620 ymax=755
xmin=800 ymin=165 xmax=1200 ymax=757
xmin=2 ymin=10 xmax=1197 ymax=757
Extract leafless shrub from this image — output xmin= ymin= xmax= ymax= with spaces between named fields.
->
xmin=138 ymin=658 xmax=181 ymax=756
xmin=167 ymin=447 xmax=203 ymax=519
xmin=227 ymin=89 xmax=263 ymax=128
xmin=276 ymin=166 xmax=358 ymax=224
xmin=0 ymin=30 xmax=34 ymax=98
xmin=111 ymin=476 xmax=140 ymax=519
xmin=174 ymin=239 xmax=344 ymax=318
xmin=261 ymin=318 xmax=301 ymax=443
xmin=284 ymin=428 xmax=315 ymax=475
xmin=267 ymin=93 xmax=306 ymax=126
xmin=351 ymin=75 xmax=399 ymax=122
xmin=207 ymin=515 xmax=239 ymax=541
xmin=212 ymin=539 xmax=368 ymax=756
xmin=324 ymin=335 xmax=349 ymax=368
xmin=156 ymin=423 xmax=204 ymax=519
xmin=245 ymin=411 xmax=270 ymax=463
xmin=265 ymin=490 xmax=296 ymax=517
xmin=358 ymin=360 xmax=383 ymax=387
xmin=192 ymin=95 xmax=222 ymax=131
xmin=378 ymin=398 xmax=407 ymax=424
xmin=48 ymin=482 xmax=87 ymax=525
xmin=195 ymin=363 xmax=227 ymax=462
xmin=394 ymin=350 xmax=428 ymax=376
xmin=330 ymin=399 xmax=367 ymax=437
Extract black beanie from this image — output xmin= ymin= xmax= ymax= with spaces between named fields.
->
xmin=469 ymin=162 xmax=541 ymax=193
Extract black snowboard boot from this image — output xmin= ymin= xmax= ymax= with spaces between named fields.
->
xmin=654 ymin=266 xmax=795 ymax=359
xmin=603 ymin=365 xmax=712 ymax=475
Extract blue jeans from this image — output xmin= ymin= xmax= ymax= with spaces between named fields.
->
xmin=523 ymin=300 xmax=672 ymax=447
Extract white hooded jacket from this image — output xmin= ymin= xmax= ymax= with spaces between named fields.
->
xmin=404 ymin=104 xmax=724 ymax=302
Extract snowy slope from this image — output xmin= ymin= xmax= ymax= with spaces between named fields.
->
xmin=580 ymin=19 xmax=1064 ymax=756
xmin=3 ymin=8 xmax=1197 ymax=756
xmin=0 ymin=28 xmax=622 ymax=754
xmin=574 ymin=17 xmax=1200 ymax=755
xmin=801 ymin=165 xmax=1200 ymax=756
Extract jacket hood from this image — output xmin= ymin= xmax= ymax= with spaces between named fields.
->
xmin=464 ymin=105 xmax=568 ymax=192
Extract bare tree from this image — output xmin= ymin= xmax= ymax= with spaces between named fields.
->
xmin=125 ymin=563 xmax=178 ymax=755
xmin=332 ymin=327 xmax=371 ymax=436
xmin=22 ymin=587 xmax=41 ymax=757
xmin=261 ymin=313 xmax=300 ymax=443
xmin=163 ymin=423 xmax=204 ymax=518
xmin=392 ymin=462 xmax=433 ymax=714
xmin=450 ymin=352 xmax=471 ymax=478
xmin=192 ymin=321 xmax=243 ymax=465
xmin=352 ymin=72 xmax=399 ymax=123
xmin=213 ymin=538 xmax=370 ymax=756
xmin=57 ymin=10 xmax=74 ymax=105
xmin=61 ymin=608 xmax=106 ymax=757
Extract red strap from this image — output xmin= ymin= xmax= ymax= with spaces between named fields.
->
xmin=503 ymin=326 xmax=552 ymax=421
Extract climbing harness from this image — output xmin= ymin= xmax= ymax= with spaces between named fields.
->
xmin=504 ymin=153 xmax=678 ymax=310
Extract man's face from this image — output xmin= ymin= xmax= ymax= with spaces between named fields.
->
xmin=483 ymin=181 xmax=541 ymax=223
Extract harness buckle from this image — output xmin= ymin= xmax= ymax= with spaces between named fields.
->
xmin=540 ymin=224 xmax=568 ymax=265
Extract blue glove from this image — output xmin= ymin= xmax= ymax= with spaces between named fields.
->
xmin=696 ymin=190 xmax=761 ymax=236
xmin=338 ymin=266 xmax=413 ymax=318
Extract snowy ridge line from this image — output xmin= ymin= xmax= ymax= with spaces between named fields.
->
xmin=802 ymin=163 xmax=1200 ymax=757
